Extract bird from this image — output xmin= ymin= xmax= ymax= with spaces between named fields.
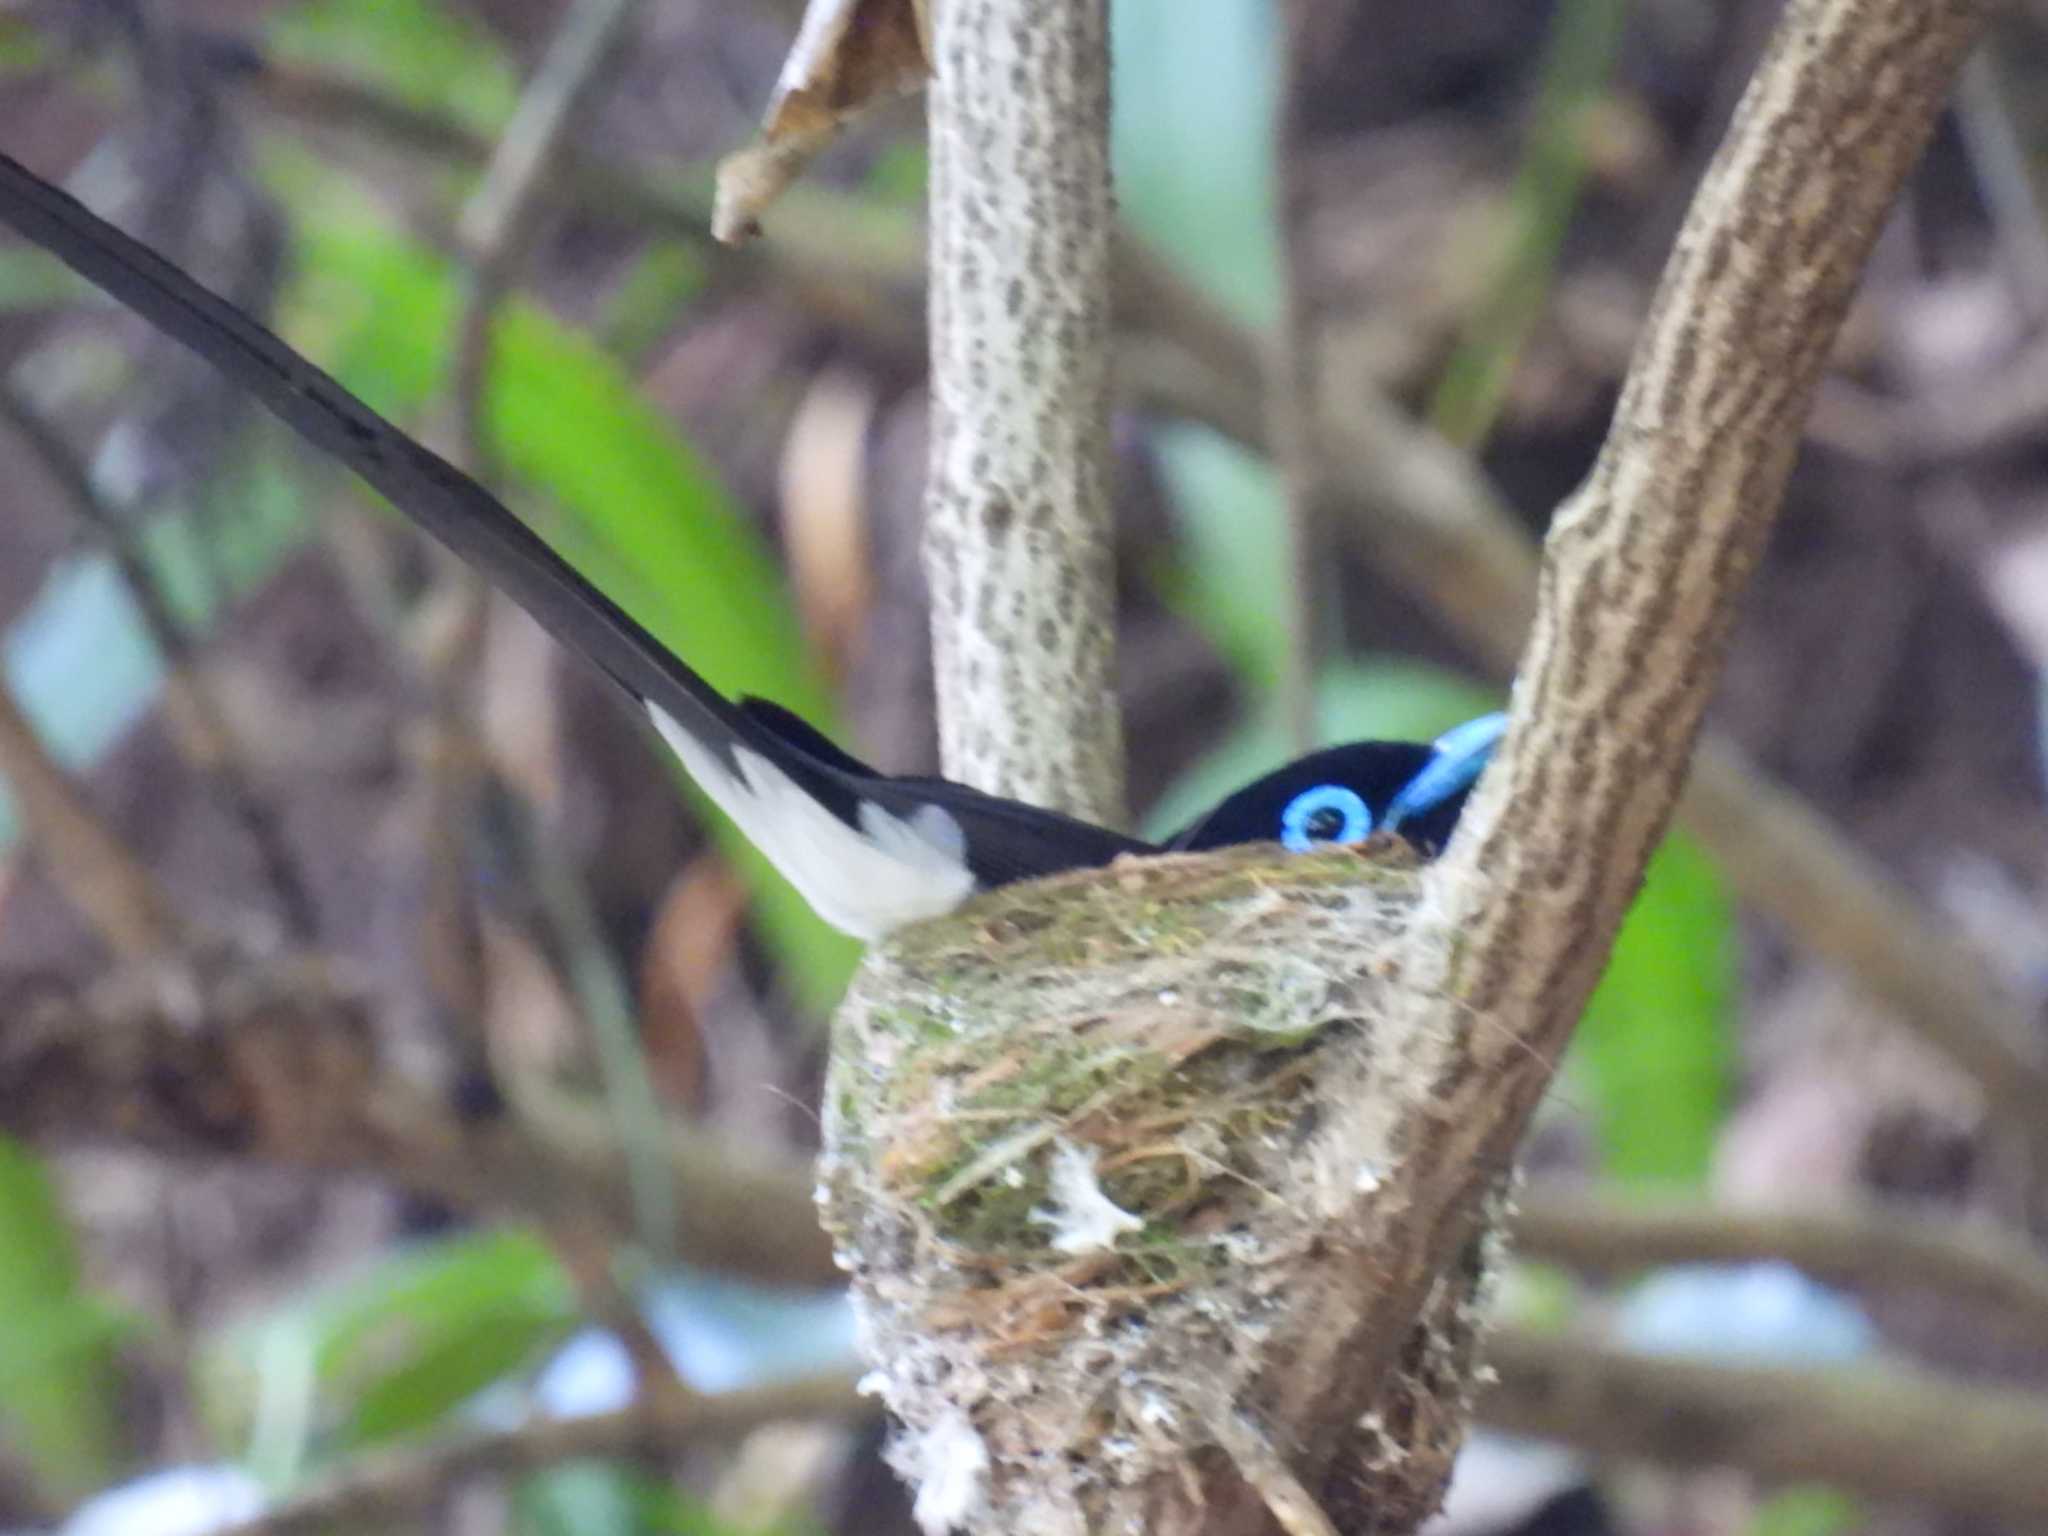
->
xmin=0 ymin=152 xmax=1503 ymax=941
xmin=1167 ymin=714 xmax=1506 ymax=860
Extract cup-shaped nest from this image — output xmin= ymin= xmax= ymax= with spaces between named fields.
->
xmin=820 ymin=839 xmax=1501 ymax=1536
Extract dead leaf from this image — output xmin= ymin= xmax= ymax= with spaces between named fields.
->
xmin=635 ymin=854 xmax=748 ymax=1109
xmin=778 ymin=366 xmax=877 ymax=677
xmin=481 ymin=913 xmax=581 ymax=1080
xmin=713 ymin=0 xmax=931 ymax=243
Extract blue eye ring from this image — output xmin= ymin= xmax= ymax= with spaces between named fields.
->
xmin=1280 ymin=784 xmax=1373 ymax=852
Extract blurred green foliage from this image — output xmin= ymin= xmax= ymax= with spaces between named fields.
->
xmin=267 ymin=0 xmax=517 ymax=133
xmin=1431 ymin=0 xmax=1632 ymax=448
xmin=1575 ymin=834 xmax=1735 ymax=1186
xmin=1113 ymin=0 xmax=1281 ymax=327
xmin=212 ymin=1228 xmax=574 ymax=1481
xmin=1752 ymin=1486 xmax=1863 ymax=1536
xmin=0 ymin=1136 xmax=130 ymax=1502
xmin=518 ymin=1461 xmax=818 ymax=1536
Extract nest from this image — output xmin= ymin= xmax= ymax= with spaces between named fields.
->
xmin=819 ymin=840 xmax=1502 ymax=1535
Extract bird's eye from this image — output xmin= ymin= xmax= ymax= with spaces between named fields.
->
xmin=1280 ymin=784 xmax=1372 ymax=852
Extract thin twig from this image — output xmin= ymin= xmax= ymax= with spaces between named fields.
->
xmin=0 ymin=386 xmax=319 ymax=938
xmin=1211 ymin=1410 xmax=1340 ymax=1536
xmin=1480 ymin=1326 xmax=2048 ymax=1521
xmin=0 ymin=680 xmax=185 ymax=960
xmin=1513 ymin=1188 xmax=2048 ymax=1337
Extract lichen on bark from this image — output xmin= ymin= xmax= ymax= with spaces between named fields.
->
xmin=921 ymin=0 xmax=1124 ymax=824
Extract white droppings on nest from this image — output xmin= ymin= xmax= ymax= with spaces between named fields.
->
xmin=1354 ymin=1161 xmax=1385 ymax=1194
xmin=909 ymin=1408 xmax=992 ymax=1535
xmin=1031 ymin=1139 xmax=1144 ymax=1254
xmin=820 ymin=844 xmax=1491 ymax=1531
xmin=1137 ymin=1391 xmax=1178 ymax=1428
xmin=1220 ymin=1228 xmax=1262 ymax=1263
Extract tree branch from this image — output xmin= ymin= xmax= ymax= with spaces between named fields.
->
xmin=0 ymin=955 xmax=836 ymax=1287
xmin=1418 ymin=0 xmax=1992 ymax=1066
xmin=208 ymin=1370 xmax=869 ymax=1536
xmin=1513 ymin=1189 xmax=2048 ymax=1338
xmin=1480 ymin=1327 xmax=2048 ymax=1522
xmin=824 ymin=5 xmax=1995 ymax=1533
xmin=921 ymin=0 xmax=1124 ymax=822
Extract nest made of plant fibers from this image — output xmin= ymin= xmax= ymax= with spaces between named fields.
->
xmin=821 ymin=837 xmax=1429 ymax=1354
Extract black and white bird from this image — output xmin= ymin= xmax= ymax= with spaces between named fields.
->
xmin=0 ymin=153 xmax=1503 ymax=942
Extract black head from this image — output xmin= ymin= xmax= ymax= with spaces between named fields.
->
xmin=1168 ymin=713 xmax=1507 ymax=860
xmin=1167 ymin=741 xmax=1446 ymax=856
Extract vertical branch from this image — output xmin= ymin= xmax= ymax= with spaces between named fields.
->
xmin=922 ymin=0 xmax=1125 ymax=825
xmin=1415 ymin=0 xmax=1993 ymax=1066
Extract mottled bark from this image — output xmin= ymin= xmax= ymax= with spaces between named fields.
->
xmin=922 ymin=0 xmax=1124 ymax=824
xmin=833 ymin=2 xmax=1993 ymax=1533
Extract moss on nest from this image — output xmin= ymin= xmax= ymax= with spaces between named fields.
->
xmin=817 ymin=836 xmax=1498 ymax=1532
xmin=825 ymin=838 xmax=1426 ymax=1288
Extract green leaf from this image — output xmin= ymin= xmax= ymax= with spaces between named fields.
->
xmin=215 ymin=1229 xmax=574 ymax=1477
xmin=266 ymin=0 xmax=517 ymax=135
xmin=1429 ymin=0 xmax=1632 ymax=448
xmin=1151 ymin=424 xmax=1290 ymax=694
xmin=517 ymin=1462 xmax=771 ymax=1536
xmin=1751 ymin=1486 xmax=1861 ymax=1536
xmin=0 ymin=1136 xmax=127 ymax=1500
xmin=1112 ymin=0 xmax=1281 ymax=327
xmin=278 ymin=198 xmax=860 ymax=1011
xmin=599 ymin=243 xmax=711 ymax=364
xmin=0 ymin=246 xmax=96 ymax=311
xmin=341 ymin=1312 xmax=560 ymax=1449
xmin=1572 ymin=833 xmax=1735 ymax=1187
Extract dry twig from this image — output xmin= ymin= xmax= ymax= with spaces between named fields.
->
xmin=0 ymin=683 xmax=185 ymax=961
